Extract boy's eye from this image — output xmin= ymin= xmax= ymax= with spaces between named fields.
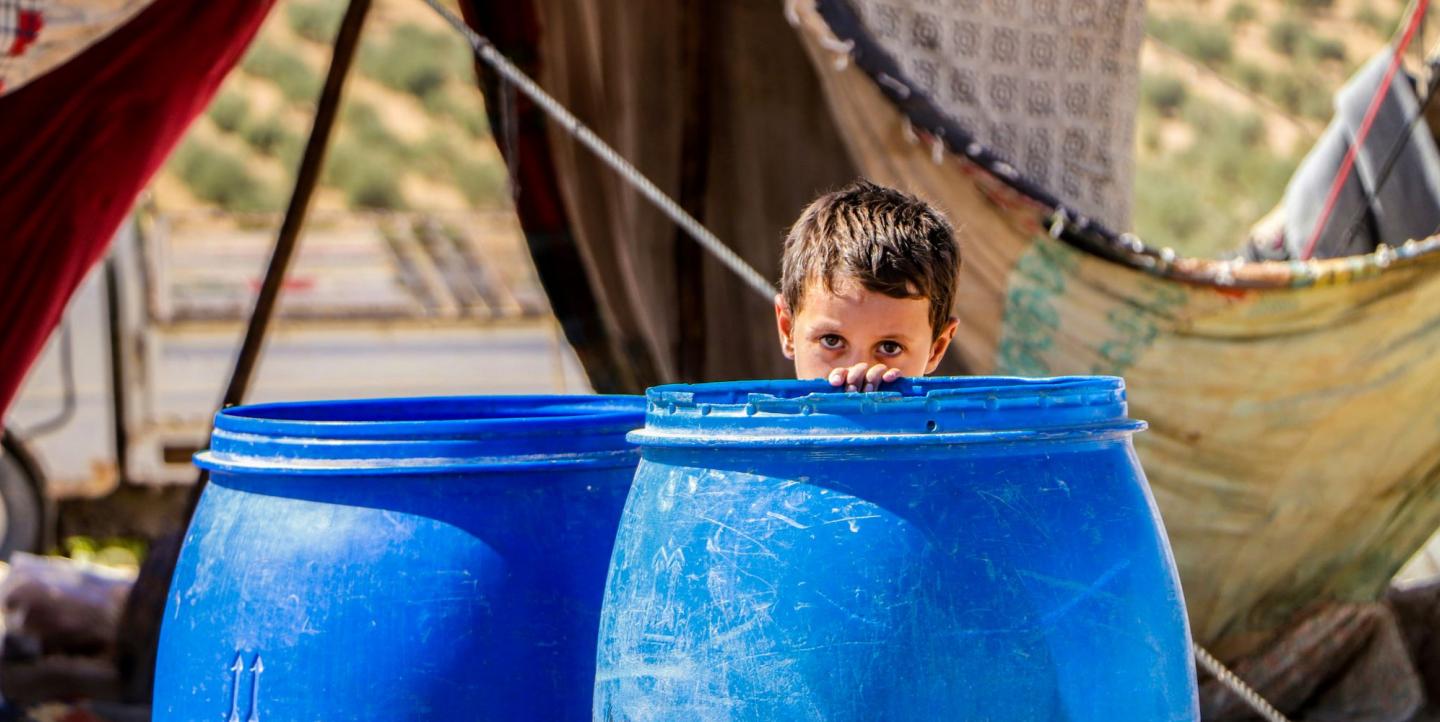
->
xmin=819 ymin=334 xmax=845 ymax=350
xmin=877 ymin=341 xmax=903 ymax=356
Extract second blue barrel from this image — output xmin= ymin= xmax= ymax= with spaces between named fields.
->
xmin=155 ymin=395 xmax=643 ymax=721
xmin=595 ymin=377 xmax=1198 ymax=721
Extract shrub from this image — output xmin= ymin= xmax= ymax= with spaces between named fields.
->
xmin=241 ymin=115 xmax=301 ymax=162
xmin=287 ymin=0 xmax=344 ymax=44
xmin=170 ymin=140 xmax=275 ymax=212
xmin=1235 ymin=113 xmax=1267 ymax=148
xmin=358 ymin=24 xmax=466 ymax=102
xmin=454 ymin=158 xmax=509 ymax=207
xmin=1141 ymin=73 xmax=1189 ymax=116
xmin=338 ymin=101 xmax=417 ymax=167
xmin=1264 ymin=71 xmax=1307 ymax=115
xmin=1233 ymin=61 xmax=1267 ymax=92
xmin=241 ymin=42 xmax=320 ymax=104
xmin=1307 ymin=36 xmax=1347 ymax=62
xmin=1267 ymin=18 xmax=1306 ymax=56
xmin=454 ymin=107 xmax=489 ymax=139
xmin=325 ymin=142 xmax=407 ymax=210
xmin=1226 ymin=1 xmax=1258 ymax=25
xmin=347 ymin=166 xmax=406 ymax=209
xmin=1148 ymin=17 xmax=1233 ymax=66
xmin=206 ymin=91 xmax=250 ymax=134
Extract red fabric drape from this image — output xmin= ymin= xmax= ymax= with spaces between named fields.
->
xmin=0 ymin=0 xmax=275 ymax=418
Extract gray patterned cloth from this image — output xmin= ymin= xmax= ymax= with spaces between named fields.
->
xmin=847 ymin=0 xmax=1146 ymax=231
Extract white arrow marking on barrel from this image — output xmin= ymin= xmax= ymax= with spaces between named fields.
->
xmin=228 ymin=655 xmax=244 ymax=722
xmin=247 ymin=656 xmax=265 ymax=722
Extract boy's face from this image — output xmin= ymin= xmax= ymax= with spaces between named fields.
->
xmin=775 ymin=277 xmax=958 ymax=384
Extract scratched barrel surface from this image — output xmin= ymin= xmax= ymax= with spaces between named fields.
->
xmin=594 ymin=377 xmax=1198 ymax=721
xmin=155 ymin=395 xmax=644 ymax=721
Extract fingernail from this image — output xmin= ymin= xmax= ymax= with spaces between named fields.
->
xmin=847 ymin=384 xmax=857 ymax=393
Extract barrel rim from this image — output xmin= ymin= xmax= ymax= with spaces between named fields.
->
xmin=211 ymin=394 xmax=644 ymax=439
xmin=630 ymin=421 xmax=1147 ymax=448
xmin=635 ymin=376 xmax=1142 ymax=445
xmin=194 ymin=447 xmax=642 ymax=475
xmin=197 ymin=395 xmax=645 ymax=475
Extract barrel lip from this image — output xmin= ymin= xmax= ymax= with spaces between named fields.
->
xmin=634 ymin=376 xmax=1142 ymax=446
xmin=194 ymin=448 xmax=641 ymax=475
xmin=212 ymin=395 xmax=644 ymax=438
xmin=198 ymin=395 xmax=645 ymax=475
xmin=630 ymin=422 xmax=1147 ymax=449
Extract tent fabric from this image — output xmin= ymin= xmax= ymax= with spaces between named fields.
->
xmin=1200 ymin=582 xmax=1440 ymax=721
xmin=464 ymin=0 xmax=860 ymax=393
xmin=467 ymin=0 xmax=1440 ymax=663
xmin=0 ymin=0 xmax=275 ymax=420
xmin=840 ymin=0 xmax=1145 ymax=231
xmin=789 ymin=0 xmax=1440 ymax=662
xmin=0 ymin=0 xmax=156 ymax=96
xmin=1253 ymin=50 xmax=1440 ymax=262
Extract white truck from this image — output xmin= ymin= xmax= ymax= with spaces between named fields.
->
xmin=2 ymin=210 xmax=588 ymax=554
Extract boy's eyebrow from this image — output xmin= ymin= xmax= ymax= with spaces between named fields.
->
xmin=805 ymin=322 xmax=921 ymax=343
xmin=807 ymin=320 xmax=845 ymax=333
xmin=880 ymin=331 xmax=921 ymax=344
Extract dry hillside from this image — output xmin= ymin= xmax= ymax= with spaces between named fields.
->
xmin=1136 ymin=0 xmax=1425 ymax=256
xmin=151 ymin=0 xmax=1430 ymax=259
xmin=150 ymin=0 xmax=503 ymax=215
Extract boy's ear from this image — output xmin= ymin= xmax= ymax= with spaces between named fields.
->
xmin=775 ymin=294 xmax=795 ymax=360
xmin=925 ymin=317 xmax=960 ymax=374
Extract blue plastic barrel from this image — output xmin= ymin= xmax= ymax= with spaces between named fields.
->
xmin=595 ymin=377 xmax=1198 ymax=721
xmin=155 ymin=395 xmax=644 ymax=721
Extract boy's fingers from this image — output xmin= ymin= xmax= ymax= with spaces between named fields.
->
xmin=828 ymin=368 xmax=846 ymax=386
xmin=863 ymin=364 xmax=888 ymax=392
xmin=845 ymin=363 xmax=868 ymax=392
xmin=882 ymin=368 xmax=902 ymax=383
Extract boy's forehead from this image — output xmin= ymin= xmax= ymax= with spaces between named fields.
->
xmin=805 ymin=274 xmax=862 ymax=298
xmin=796 ymin=278 xmax=931 ymax=335
xmin=802 ymin=274 xmax=923 ymax=303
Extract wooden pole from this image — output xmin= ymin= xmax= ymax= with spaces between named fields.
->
xmin=184 ymin=0 xmax=373 ymax=512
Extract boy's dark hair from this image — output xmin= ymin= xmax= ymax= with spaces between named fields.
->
xmin=780 ymin=180 xmax=961 ymax=338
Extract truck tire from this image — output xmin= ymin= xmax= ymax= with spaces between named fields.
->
xmin=0 ymin=430 xmax=46 ymax=557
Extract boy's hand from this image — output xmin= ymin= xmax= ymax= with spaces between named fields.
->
xmin=828 ymin=363 xmax=902 ymax=393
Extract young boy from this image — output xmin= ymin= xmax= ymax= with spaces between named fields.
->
xmin=774 ymin=180 xmax=961 ymax=390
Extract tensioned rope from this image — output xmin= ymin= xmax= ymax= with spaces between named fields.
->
xmin=418 ymin=0 xmax=778 ymax=301
xmin=1195 ymin=645 xmax=1291 ymax=722
xmin=419 ymin=1 xmax=1292 ymax=718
